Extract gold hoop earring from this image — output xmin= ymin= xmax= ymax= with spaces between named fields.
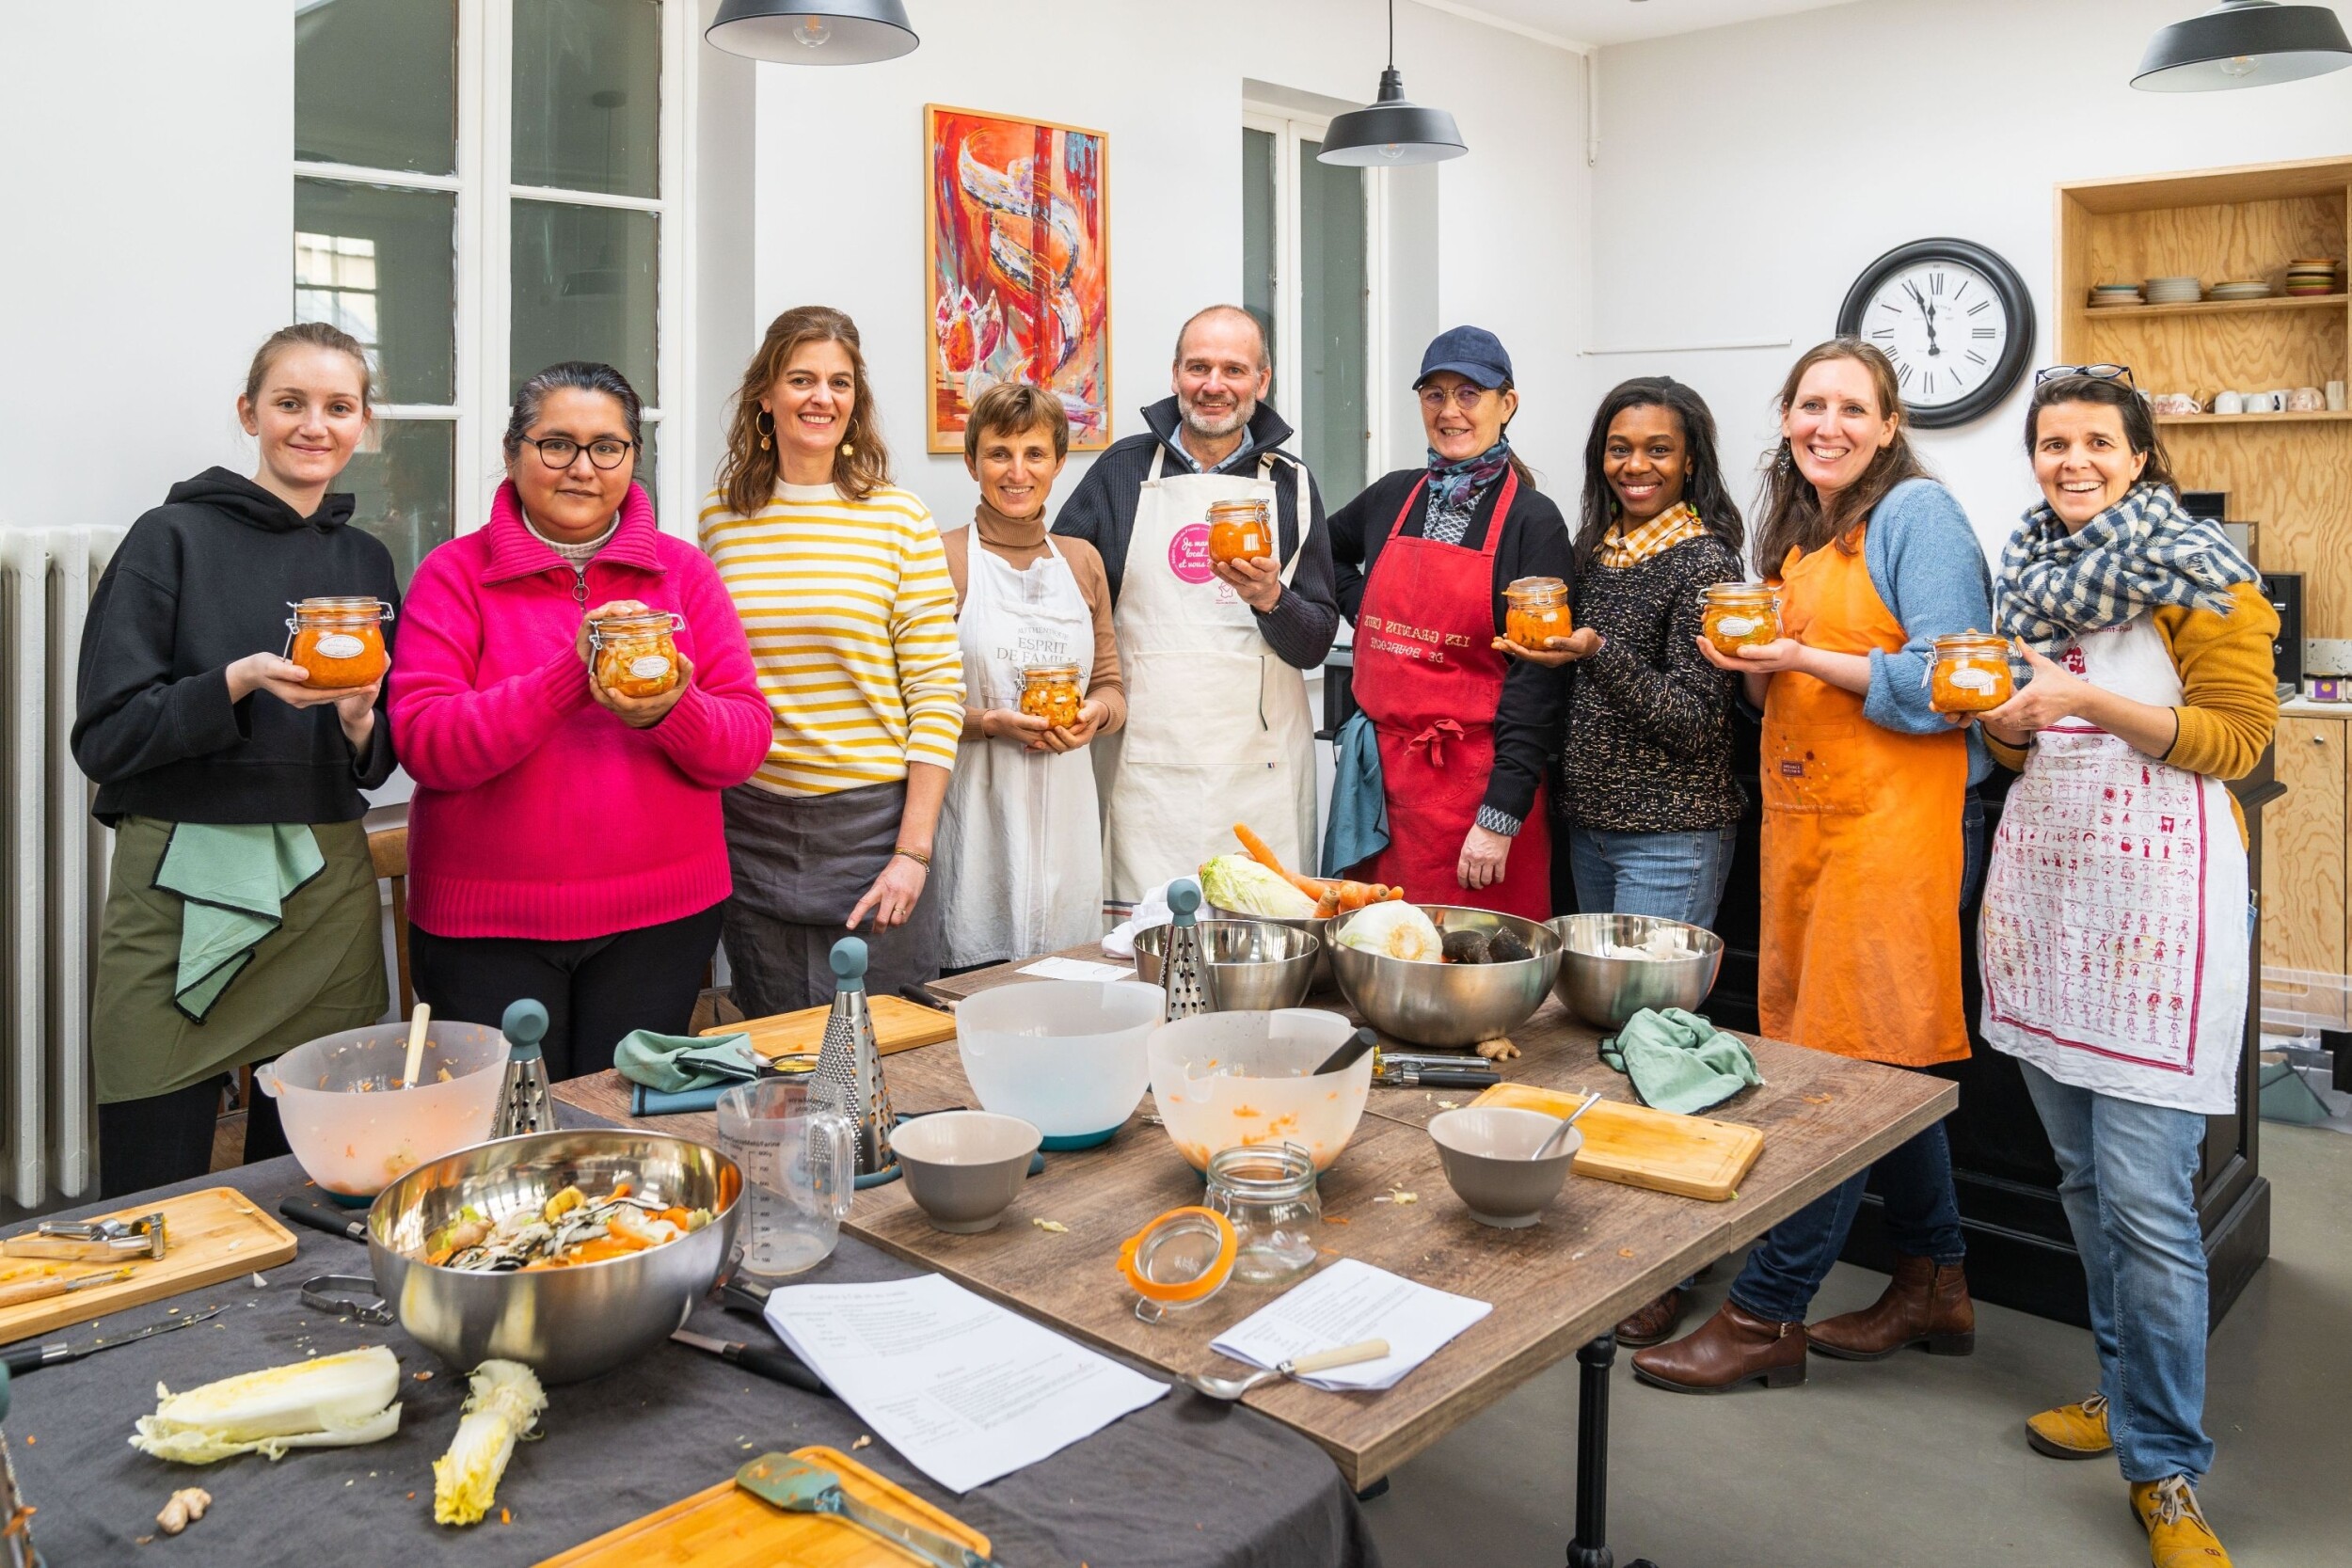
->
xmin=755 ymin=408 xmax=774 ymax=451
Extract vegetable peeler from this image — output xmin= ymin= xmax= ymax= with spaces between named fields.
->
xmin=736 ymin=1453 xmax=1005 ymax=1568
xmin=3 ymin=1212 xmax=167 ymax=1262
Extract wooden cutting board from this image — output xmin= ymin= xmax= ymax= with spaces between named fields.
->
xmin=1470 ymin=1084 xmax=1763 ymax=1202
xmin=704 ymin=997 xmax=960 ymax=1064
xmin=535 ymin=1445 xmax=991 ymax=1567
xmin=0 ymin=1186 xmax=298 ymax=1345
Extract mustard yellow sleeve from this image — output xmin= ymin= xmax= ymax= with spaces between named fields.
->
xmin=2154 ymin=581 xmax=2280 ymax=783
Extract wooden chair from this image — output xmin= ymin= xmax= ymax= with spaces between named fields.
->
xmin=368 ymin=825 xmax=414 ymax=1017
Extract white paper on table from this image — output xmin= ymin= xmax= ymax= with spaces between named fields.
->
xmin=763 ymin=1274 xmax=1167 ymax=1493
xmin=1018 ymin=956 xmax=1136 ymax=983
xmin=1209 ymin=1258 xmax=1491 ymax=1392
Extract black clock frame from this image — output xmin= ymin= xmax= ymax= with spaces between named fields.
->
xmin=1836 ymin=237 xmax=2038 ymax=430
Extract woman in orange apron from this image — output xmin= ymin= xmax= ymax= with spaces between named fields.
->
xmin=1633 ymin=340 xmax=1994 ymax=1394
xmin=1328 ymin=327 xmax=1573 ymax=918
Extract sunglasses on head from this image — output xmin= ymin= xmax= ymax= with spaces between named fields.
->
xmin=2035 ymin=363 xmax=2137 ymax=391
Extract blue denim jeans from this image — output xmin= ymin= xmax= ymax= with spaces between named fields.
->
xmin=2018 ymin=1060 xmax=2214 ymax=1483
xmin=1565 ymin=825 xmax=1739 ymax=928
xmin=1729 ymin=1120 xmax=1964 ymax=1323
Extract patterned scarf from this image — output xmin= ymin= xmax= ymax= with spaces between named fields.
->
xmin=1596 ymin=501 xmax=1707 ymax=568
xmin=1996 ymin=483 xmax=2257 ymax=654
xmin=1422 ymin=436 xmax=1514 ymax=546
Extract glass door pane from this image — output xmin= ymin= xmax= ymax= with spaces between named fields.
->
xmin=512 ymin=0 xmax=662 ymax=198
xmin=294 ymin=178 xmax=457 ymax=404
xmin=294 ymin=0 xmax=456 ymax=175
xmin=1298 ymin=141 xmax=1366 ymax=500
xmin=510 ymin=200 xmax=659 ymax=399
xmin=1242 ymin=128 xmax=1278 ymax=385
xmin=342 ymin=420 xmax=455 ymax=592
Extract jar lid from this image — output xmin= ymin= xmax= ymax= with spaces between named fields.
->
xmin=1503 ymin=576 xmax=1567 ymax=597
xmin=1700 ymin=580 xmax=1777 ymax=601
xmin=1021 ymin=662 xmax=1081 ymax=679
xmin=1207 ymin=499 xmax=1268 ymax=517
xmin=290 ymin=595 xmax=391 ymax=616
xmin=1117 ymin=1206 xmax=1237 ymax=1305
xmin=1933 ymin=630 xmax=2010 ymax=653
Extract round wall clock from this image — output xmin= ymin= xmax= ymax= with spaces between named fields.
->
xmin=1836 ymin=238 xmax=2037 ymax=429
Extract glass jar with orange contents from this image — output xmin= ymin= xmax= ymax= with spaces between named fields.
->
xmin=1206 ymin=499 xmax=1272 ymax=567
xmin=1502 ymin=577 xmax=1572 ymax=649
xmin=1930 ymin=632 xmax=2014 ymax=714
xmin=1019 ymin=663 xmax=1083 ymax=729
xmin=283 ymin=596 xmax=393 ymax=689
xmin=588 ymin=610 xmax=685 ymax=699
xmin=1699 ymin=582 xmax=1782 ymax=657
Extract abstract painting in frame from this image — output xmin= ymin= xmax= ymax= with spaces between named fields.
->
xmin=925 ymin=104 xmax=1110 ymax=452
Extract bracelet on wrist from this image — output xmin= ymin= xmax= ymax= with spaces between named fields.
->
xmin=892 ymin=847 xmax=931 ymax=868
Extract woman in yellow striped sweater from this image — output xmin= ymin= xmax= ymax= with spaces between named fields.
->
xmin=702 ymin=307 xmax=966 ymax=1012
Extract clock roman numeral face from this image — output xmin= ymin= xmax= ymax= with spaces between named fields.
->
xmin=1865 ymin=261 xmax=2012 ymax=410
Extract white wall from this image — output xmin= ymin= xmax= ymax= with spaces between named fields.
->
xmin=0 ymin=2 xmax=289 ymax=535
xmin=1586 ymin=0 xmax=2352 ymax=561
xmin=742 ymin=0 xmax=1590 ymax=523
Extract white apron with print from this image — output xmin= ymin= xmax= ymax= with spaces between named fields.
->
xmin=1094 ymin=446 xmax=1317 ymax=903
xmin=936 ymin=537 xmax=1104 ymax=968
xmin=1979 ymin=618 xmax=2248 ymax=1114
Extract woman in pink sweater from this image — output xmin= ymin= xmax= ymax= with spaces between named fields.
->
xmin=391 ymin=362 xmax=771 ymax=1078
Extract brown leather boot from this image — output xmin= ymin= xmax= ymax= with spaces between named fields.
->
xmin=1630 ymin=1301 xmax=1806 ymax=1393
xmin=1805 ymin=1255 xmax=1975 ymax=1360
xmin=1614 ymin=1288 xmax=1688 ymax=1349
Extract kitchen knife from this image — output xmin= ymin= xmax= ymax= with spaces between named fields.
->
xmin=278 ymin=1196 xmax=369 ymax=1243
xmin=3 ymin=1303 xmax=227 ymax=1374
xmin=671 ymin=1328 xmax=833 ymax=1398
xmin=0 ymin=1265 xmax=135 ymax=1311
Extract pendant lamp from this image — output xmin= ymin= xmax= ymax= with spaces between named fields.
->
xmin=2133 ymin=0 xmax=2350 ymax=90
xmin=705 ymin=0 xmax=918 ymax=65
xmin=1318 ymin=0 xmax=1467 ymax=166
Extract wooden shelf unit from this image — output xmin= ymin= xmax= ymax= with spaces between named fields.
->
xmin=2090 ymin=292 xmax=2347 ymax=319
xmin=2157 ymin=409 xmax=2352 ymax=426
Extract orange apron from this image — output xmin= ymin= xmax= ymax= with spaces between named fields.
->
xmin=1758 ymin=527 xmax=1968 ymax=1067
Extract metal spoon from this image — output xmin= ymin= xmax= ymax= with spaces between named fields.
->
xmin=1187 ymin=1338 xmax=1391 ymax=1401
xmin=1533 ymin=1092 xmax=1604 ymax=1161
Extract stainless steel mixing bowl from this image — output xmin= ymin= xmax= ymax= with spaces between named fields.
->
xmin=1133 ymin=919 xmax=1322 ymax=1011
xmin=1327 ymin=904 xmax=1561 ymax=1047
xmin=1207 ymin=902 xmax=1338 ymax=992
xmin=367 ymin=1130 xmax=741 ymax=1385
xmin=1548 ymin=913 xmax=1724 ymax=1030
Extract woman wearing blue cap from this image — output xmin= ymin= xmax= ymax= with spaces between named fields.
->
xmin=1327 ymin=326 xmax=1572 ymax=917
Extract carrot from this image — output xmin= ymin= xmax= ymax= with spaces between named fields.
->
xmin=1235 ymin=822 xmax=1405 ymax=911
xmin=1234 ymin=823 xmax=1334 ymax=900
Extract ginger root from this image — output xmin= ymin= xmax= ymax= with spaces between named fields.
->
xmin=157 ymin=1487 xmax=212 ymax=1535
xmin=1475 ymin=1037 xmax=1520 ymax=1061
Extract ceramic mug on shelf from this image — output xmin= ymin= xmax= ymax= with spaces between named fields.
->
xmin=2213 ymin=390 xmax=2246 ymax=415
xmin=2328 ymin=380 xmax=2347 ymax=412
xmin=2290 ymin=386 xmax=2325 ymax=412
xmin=2239 ymin=390 xmax=2281 ymax=414
xmin=2272 ymin=388 xmax=2298 ymax=412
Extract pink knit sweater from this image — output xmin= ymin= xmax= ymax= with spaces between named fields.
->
xmin=391 ymin=482 xmax=771 ymax=939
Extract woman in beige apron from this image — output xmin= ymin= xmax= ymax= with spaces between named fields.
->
xmin=1970 ymin=368 xmax=2275 ymax=1568
xmin=1093 ymin=446 xmax=1316 ymax=901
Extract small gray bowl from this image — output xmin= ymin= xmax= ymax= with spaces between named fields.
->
xmin=1134 ymin=919 xmax=1320 ymax=1011
xmin=1548 ymin=913 xmax=1724 ymax=1030
xmin=889 ymin=1111 xmax=1042 ymax=1233
xmin=1427 ymin=1107 xmax=1579 ymax=1228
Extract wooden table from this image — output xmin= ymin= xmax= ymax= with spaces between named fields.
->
xmin=558 ymin=947 xmax=1956 ymax=1568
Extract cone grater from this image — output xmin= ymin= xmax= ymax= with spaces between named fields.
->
xmin=490 ymin=998 xmax=553 ymax=1138
xmin=813 ymin=937 xmax=894 ymax=1178
xmin=1161 ymin=879 xmax=1208 ymax=1021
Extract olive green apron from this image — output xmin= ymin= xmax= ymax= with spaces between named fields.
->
xmin=92 ymin=816 xmax=387 ymax=1102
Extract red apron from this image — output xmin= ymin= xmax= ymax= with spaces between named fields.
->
xmin=1349 ymin=470 xmax=1551 ymax=919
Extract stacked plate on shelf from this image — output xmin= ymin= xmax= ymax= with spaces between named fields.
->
xmin=2144 ymin=276 xmax=2202 ymax=305
xmin=2210 ymin=279 xmax=2275 ymax=301
xmin=2090 ymin=282 xmax=2144 ymax=309
xmin=2286 ymin=259 xmax=2342 ymax=296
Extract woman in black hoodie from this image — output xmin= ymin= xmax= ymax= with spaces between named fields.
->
xmin=74 ymin=323 xmax=401 ymax=1196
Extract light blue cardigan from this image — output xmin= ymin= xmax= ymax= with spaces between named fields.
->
xmin=1856 ymin=478 xmax=1995 ymax=784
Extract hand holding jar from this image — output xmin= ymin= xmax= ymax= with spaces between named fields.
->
xmin=1965 ymin=640 xmax=2080 ymax=745
xmin=579 ymin=599 xmax=693 ymax=729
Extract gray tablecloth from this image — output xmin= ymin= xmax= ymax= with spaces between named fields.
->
xmin=4 ymin=1144 xmax=1378 ymax=1567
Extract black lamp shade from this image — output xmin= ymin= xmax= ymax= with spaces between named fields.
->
xmin=705 ymin=0 xmax=918 ymax=65
xmin=1318 ymin=69 xmax=1467 ymax=166
xmin=2133 ymin=1 xmax=2352 ymax=90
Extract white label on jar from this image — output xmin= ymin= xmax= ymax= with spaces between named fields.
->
xmin=627 ymin=655 xmax=672 ymax=681
xmin=314 ymin=633 xmax=366 ymax=660
xmin=1949 ymin=666 xmax=1997 ymax=693
xmin=1716 ymin=616 xmax=1758 ymax=638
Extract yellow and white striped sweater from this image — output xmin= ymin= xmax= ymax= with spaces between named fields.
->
xmin=699 ymin=483 xmax=965 ymax=798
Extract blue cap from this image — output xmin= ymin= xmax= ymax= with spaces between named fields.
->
xmin=1416 ymin=325 xmax=1513 ymax=390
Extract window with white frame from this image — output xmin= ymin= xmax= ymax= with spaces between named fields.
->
xmin=1241 ymin=111 xmax=1376 ymax=503
xmin=294 ymin=0 xmax=687 ymax=587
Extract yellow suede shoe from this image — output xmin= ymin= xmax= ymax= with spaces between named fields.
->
xmin=2130 ymin=1476 xmax=2232 ymax=1567
xmin=2026 ymin=1393 xmax=2111 ymax=1459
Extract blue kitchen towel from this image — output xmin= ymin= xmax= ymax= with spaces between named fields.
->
xmin=1320 ymin=709 xmax=1391 ymax=877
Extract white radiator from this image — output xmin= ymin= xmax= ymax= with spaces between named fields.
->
xmin=0 ymin=528 xmax=119 ymax=1206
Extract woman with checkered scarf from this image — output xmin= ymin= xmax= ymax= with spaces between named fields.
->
xmin=1966 ymin=368 xmax=2277 ymax=1568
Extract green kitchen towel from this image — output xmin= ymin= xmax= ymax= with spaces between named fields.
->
xmin=614 ymin=1029 xmax=760 ymax=1095
xmin=1598 ymin=1006 xmax=1763 ymax=1115
xmin=153 ymin=823 xmax=326 ymax=1022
